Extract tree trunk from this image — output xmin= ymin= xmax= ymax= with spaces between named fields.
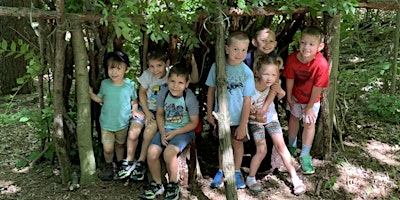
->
xmin=71 ymin=21 xmax=97 ymax=185
xmin=0 ymin=0 xmax=34 ymax=95
xmin=215 ymin=5 xmax=237 ymax=200
xmin=391 ymin=10 xmax=399 ymax=95
xmin=54 ymin=0 xmax=71 ymax=184
xmin=314 ymin=13 xmax=341 ymax=159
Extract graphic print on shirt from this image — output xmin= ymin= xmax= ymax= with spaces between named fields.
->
xmin=226 ymin=66 xmax=245 ymax=94
xmin=165 ymin=103 xmax=184 ymax=123
xmin=150 ymin=83 xmax=168 ymax=106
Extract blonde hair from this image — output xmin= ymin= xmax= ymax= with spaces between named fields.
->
xmin=226 ymin=31 xmax=249 ymax=46
xmin=253 ymin=55 xmax=283 ymax=79
xmin=253 ymin=28 xmax=276 ymax=39
xmin=302 ymin=26 xmax=324 ymax=43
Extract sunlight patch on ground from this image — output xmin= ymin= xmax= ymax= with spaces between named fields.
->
xmin=331 ymin=139 xmax=400 ymax=198
xmin=365 ymin=139 xmax=400 ymax=167
xmin=0 ymin=180 xmax=21 ymax=195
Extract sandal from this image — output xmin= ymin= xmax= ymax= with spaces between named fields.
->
xmin=247 ymin=181 xmax=262 ymax=192
xmin=292 ymin=180 xmax=306 ymax=195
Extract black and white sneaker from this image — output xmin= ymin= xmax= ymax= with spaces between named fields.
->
xmin=140 ymin=181 xmax=164 ymax=199
xmin=117 ymin=159 xmax=135 ymax=179
xmin=131 ymin=161 xmax=146 ymax=181
xmin=165 ymin=182 xmax=179 ymax=200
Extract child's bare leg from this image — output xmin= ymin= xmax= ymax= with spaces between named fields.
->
xmin=138 ymin=121 xmax=157 ymax=162
xmin=103 ymin=143 xmax=114 ymax=163
xmin=163 ymin=145 xmax=180 ymax=183
xmin=288 ymin=114 xmax=300 ymax=142
xmin=147 ymin=144 xmax=163 ymax=183
xmin=114 ymin=142 xmax=125 ymax=161
xmin=301 ymin=123 xmax=315 ymax=147
xmin=271 ymin=134 xmax=297 ymax=177
xmin=248 ymin=138 xmax=267 ymax=177
xmin=126 ymin=122 xmax=143 ymax=161
xmin=231 ymin=138 xmax=244 ymax=170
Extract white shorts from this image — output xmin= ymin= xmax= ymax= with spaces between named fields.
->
xmin=286 ymin=97 xmax=320 ymax=124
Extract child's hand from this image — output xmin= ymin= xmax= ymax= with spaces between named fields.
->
xmin=287 ymin=97 xmax=295 ymax=110
xmin=164 ymin=130 xmax=177 ymax=142
xmin=145 ymin=112 xmax=155 ymax=125
xmin=132 ymin=109 xmax=144 ymax=120
xmin=302 ymin=107 xmax=317 ymax=124
xmin=207 ymin=112 xmax=216 ymax=126
xmin=190 ymin=54 xmax=196 ymax=66
xmin=234 ymin=125 xmax=246 ymax=141
xmin=271 ymin=83 xmax=286 ymax=99
xmin=161 ymin=131 xmax=168 ymax=146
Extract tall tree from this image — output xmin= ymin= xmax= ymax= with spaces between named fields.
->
xmin=54 ymin=0 xmax=71 ymax=184
xmin=0 ymin=0 xmax=34 ymax=94
xmin=71 ymin=21 xmax=97 ymax=184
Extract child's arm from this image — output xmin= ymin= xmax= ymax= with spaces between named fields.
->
xmin=89 ymin=87 xmax=103 ymax=104
xmin=206 ymin=86 xmax=216 ymax=126
xmin=189 ymin=54 xmax=199 ymax=84
xmin=166 ymin=115 xmax=199 ymax=142
xmin=156 ymin=106 xmax=168 ymax=146
xmin=131 ymin=99 xmax=144 ymax=119
xmin=303 ymin=86 xmax=323 ymax=123
xmin=286 ymin=78 xmax=295 ymax=109
xmin=235 ymin=96 xmax=251 ymax=141
xmin=271 ymin=83 xmax=286 ymax=99
xmin=139 ymin=86 xmax=154 ymax=124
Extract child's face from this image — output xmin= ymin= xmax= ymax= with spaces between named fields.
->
xmin=257 ymin=64 xmax=278 ymax=87
xmin=252 ymin=30 xmax=277 ymax=55
xmin=148 ymin=59 xmax=169 ymax=79
xmin=298 ymin=34 xmax=324 ymax=60
xmin=107 ymin=63 xmax=128 ymax=84
xmin=225 ymin=38 xmax=249 ymax=66
xmin=167 ymin=74 xmax=189 ymax=97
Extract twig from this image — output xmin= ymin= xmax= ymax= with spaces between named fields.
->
xmin=29 ymin=144 xmax=51 ymax=167
xmin=315 ymin=179 xmax=323 ymax=196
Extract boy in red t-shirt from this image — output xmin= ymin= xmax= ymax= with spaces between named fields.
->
xmin=283 ymin=26 xmax=330 ymax=174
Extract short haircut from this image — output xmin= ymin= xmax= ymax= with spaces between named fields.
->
xmin=147 ymin=48 xmax=168 ymax=62
xmin=104 ymin=51 xmax=130 ymax=68
xmin=253 ymin=28 xmax=275 ymax=39
xmin=227 ymin=31 xmax=249 ymax=46
xmin=302 ymin=26 xmax=325 ymax=43
xmin=107 ymin=56 xmax=128 ymax=69
xmin=169 ymin=62 xmax=190 ymax=81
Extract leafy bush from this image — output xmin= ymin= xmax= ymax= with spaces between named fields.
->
xmin=366 ymin=91 xmax=400 ymax=124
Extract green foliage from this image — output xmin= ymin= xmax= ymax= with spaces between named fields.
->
xmin=366 ymin=91 xmax=400 ymax=124
xmin=325 ymin=176 xmax=337 ymax=190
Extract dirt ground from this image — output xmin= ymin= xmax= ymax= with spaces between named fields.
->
xmin=0 ymin=94 xmax=399 ymax=200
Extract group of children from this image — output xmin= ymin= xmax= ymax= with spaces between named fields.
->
xmin=89 ymin=25 xmax=329 ymax=199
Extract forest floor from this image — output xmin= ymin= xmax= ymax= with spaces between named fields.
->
xmin=0 ymin=90 xmax=399 ymax=200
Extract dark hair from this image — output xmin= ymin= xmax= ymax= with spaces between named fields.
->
xmin=302 ymin=26 xmax=325 ymax=43
xmin=147 ymin=48 xmax=168 ymax=62
xmin=253 ymin=55 xmax=282 ymax=75
xmin=227 ymin=31 xmax=249 ymax=46
xmin=104 ymin=51 xmax=130 ymax=68
xmin=169 ymin=62 xmax=190 ymax=81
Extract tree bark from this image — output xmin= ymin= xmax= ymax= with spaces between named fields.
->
xmin=391 ymin=10 xmax=399 ymax=95
xmin=53 ymin=0 xmax=71 ymax=184
xmin=71 ymin=21 xmax=97 ymax=185
xmin=314 ymin=13 xmax=341 ymax=159
xmin=0 ymin=1 xmax=34 ymax=95
xmin=214 ymin=4 xmax=237 ymax=200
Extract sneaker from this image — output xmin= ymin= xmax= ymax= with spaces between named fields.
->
xmin=210 ymin=171 xmax=224 ymax=188
xmin=131 ymin=161 xmax=146 ymax=181
xmin=300 ymin=154 xmax=315 ymax=174
xmin=165 ymin=182 xmax=180 ymax=200
xmin=288 ymin=146 xmax=297 ymax=158
xmin=235 ymin=171 xmax=246 ymax=189
xmin=112 ymin=161 xmax=121 ymax=180
xmin=117 ymin=159 xmax=135 ymax=179
xmin=140 ymin=181 xmax=164 ymax=199
xmin=99 ymin=162 xmax=114 ymax=181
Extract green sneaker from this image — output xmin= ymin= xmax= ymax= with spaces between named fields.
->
xmin=300 ymin=154 xmax=315 ymax=174
xmin=288 ymin=146 xmax=297 ymax=158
